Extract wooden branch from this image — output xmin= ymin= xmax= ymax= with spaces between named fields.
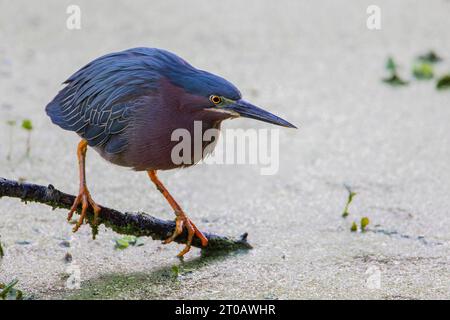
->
xmin=0 ymin=178 xmax=252 ymax=252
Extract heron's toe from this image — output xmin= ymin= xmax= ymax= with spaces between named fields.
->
xmin=68 ymin=187 xmax=101 ymax=232
xmin=164 ymin=215 xmax=208 ymax=257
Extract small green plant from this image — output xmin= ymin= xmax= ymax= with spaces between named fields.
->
xmin=0 ymin=279 xmax=23 ymax=300
xmin=382 ymin=57 xmax=409 ymax=86
xmin=418 ymin=51 xmax=442 ymax=64
xmin=342 ymin=185 xmax=356 ymax=218
xmin=21 ymin=119 xmax=33 ymax=157
xmin=349 ymin=217 xmax=370 ymax=232
xmin=114 ymin=235 xmax=144 ymax=250
xmin=360 ymin=217 xmax=370 ymax=232
xmin=386 ymin=57 xmax=397 ymax=72
xmin=342 ymin=186 xmax=372 ymax=233
xmin=5 ymin=120 xmax=16 ymax=161
xmin=412 ymin=62 xmax=434 ymax=80
xmin=436 ymin=74 xmax=450 ymax=90
xmin=383 ymin=51 xmax=450 ymax=91
xmin=383 ymin=74 xmax=409 ymax=86
xmin=171 ymin=264 xmax=194 ymax=279
xmin=171 ymin=265 xmax=180 ymax=278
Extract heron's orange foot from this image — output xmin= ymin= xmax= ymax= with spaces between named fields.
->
xmin=164 ymin=214 xmax=208 ymax=257
xmin=67 ymin=185 xmax=101 ymax=232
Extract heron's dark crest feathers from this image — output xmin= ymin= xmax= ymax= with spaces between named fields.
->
xmin=45 ymin=47 xmax=241 ymax=154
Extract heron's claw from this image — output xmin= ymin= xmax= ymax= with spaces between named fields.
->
xmin=164 ymin=214 xmax=208 ymax=257
xmin=68 ymin=185 xmax=101 ymax=232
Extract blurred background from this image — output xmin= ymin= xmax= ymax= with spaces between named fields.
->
xmin=0 ymin=0 xmax=449 ymax=299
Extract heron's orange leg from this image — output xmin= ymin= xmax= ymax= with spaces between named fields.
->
xmin=68 ymin=139 xmax=101 ymax=232
xmin=147 ymin=170 xmax=208 ymax=256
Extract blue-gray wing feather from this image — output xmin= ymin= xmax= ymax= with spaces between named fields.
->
xmin=45 ymin=48 xmax=164 ymax=154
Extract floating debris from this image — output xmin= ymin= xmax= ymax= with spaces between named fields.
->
xmin=361 ymin=217 xmax=370 ymax=232
xmin=114 ymin=235 xmax=144 ymax=250
xmin=417 ymin=51 xmax=442 ymax=64
xmin=171 ymin=265 xmax=180 ymax=278
xmin=59 ymin=240 xmax=71 ymax=248
xmin=383 ymin=73 xmax=409 ymax=86
xmin=436 ymin=74 xmax=450 ymax=90
xmin=21 ymin=119 xmax=34 ymax=157
xmin=64 ymin=252 xmax=73 ymax=263
xmin=342 ymin=185 xmax=357 ymax=218
xmin=15 ymin=240 xmax=31 ymax=245
xmin=383 ymin=57 xmax=409 ymax=86
xmin=412 ymin=62 xmax=434 ymax=80
xmin=0 ymin=279 xmax=23 ymax=300
xmin=386 ymin=57 xmax=397 ymax=72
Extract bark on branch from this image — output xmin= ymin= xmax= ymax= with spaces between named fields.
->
xmin=0 ymin=177 xmax=252 ymax=252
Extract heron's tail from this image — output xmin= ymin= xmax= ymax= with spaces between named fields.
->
xmin=45 ymin=89 xmax=75 ymax=131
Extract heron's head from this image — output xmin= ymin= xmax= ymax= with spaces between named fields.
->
xmin=196 ymin=71 xmax=296 ymax=128
xmin=163 ymin=55 xmax=297 ymax=128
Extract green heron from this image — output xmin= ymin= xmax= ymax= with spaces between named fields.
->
xmin=46 ymin=47 xmax=296 ymax=256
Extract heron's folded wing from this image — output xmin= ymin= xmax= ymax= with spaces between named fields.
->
xmin=45 ymin=50 xmax=160 ymax=154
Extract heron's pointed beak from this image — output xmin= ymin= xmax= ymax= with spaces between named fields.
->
xmin=225 ymin=99 xmax=297 ymax=128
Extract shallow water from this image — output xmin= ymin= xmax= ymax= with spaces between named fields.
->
xmin=0 ymin=0 xmax=449 ymax=299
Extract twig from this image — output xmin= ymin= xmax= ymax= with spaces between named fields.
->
xmin=0 ymin=177 xmax=252 ymax=252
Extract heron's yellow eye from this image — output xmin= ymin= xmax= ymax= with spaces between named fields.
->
xmin=209 ymin=95 xmax=222 ymax=105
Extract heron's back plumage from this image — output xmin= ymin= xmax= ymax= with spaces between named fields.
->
xmin=45 ymin=48 xmax=188 ymax=154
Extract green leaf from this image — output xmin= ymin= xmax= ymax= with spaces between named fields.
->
xmin=418 ymin=51 xmax=442 ymax=64
xmin=121 ymin=235 xmax=137 ymax=245
xmin=361 ymin=217 xmax=370 ymax=231
xmin=171 ymin=265 xmax=180 ymax=277
xmin=386 ymin=57 xmax=397 ymax=72
xmin=348 ymin=192 xmax=356 ymax=203
xmin=0 ymin=241 xmax=4 ymax=258
xmin=382 ymin=73 xmax=409 ymax=86
xmin=114 ymin=238 xmax=130 ymax=250
xmin=436 ymin=74 xmax=450 ymax=90
xmin=0 ymin=279 xmax=23 ymax=300
xmin=15 ymin=289 xmax=23 ymax=300
xmin=412 ymin=62 xmax=434 ymax=80
xmin=21 ymin=119 xmax=33 ymax=131
xmin=342 ymin=185 xmax=357 ymax=218
xmin=350 ymin=222 xmax=358 ymax=232
xmin=114 ymin=235 xmax=143 ymax=249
